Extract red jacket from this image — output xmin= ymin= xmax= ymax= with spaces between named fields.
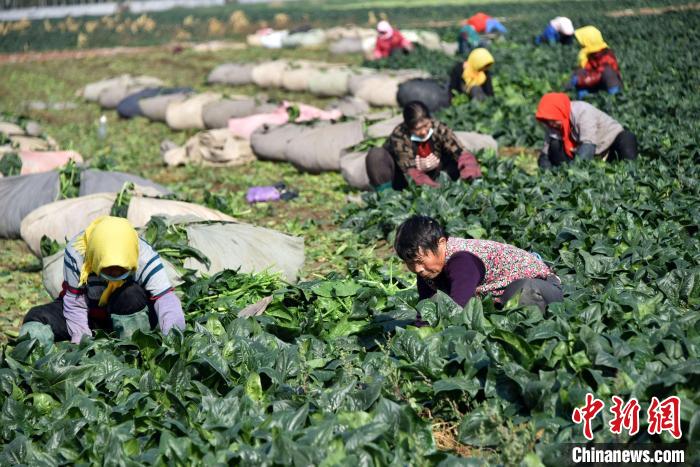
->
xmin=576 ymin=48 xmax=621 ymax=89
xmin=373 ymin=30 xmax=411 ymax=59
xmin=466 ymin=13 xmax=491 ymax=34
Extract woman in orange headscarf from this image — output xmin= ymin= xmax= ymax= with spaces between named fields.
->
xmin=535 ymin=92 xmax=637 ymax=168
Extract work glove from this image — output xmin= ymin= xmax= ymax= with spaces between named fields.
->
xmin=112 ymin=308 xmax=150 ymax=340
xmin=576 ymin=143 xmax=596 ymax=160
xmin=415 ymin=154 xmax=440 ymax=172
xmin=18 ymin=322 xmax=54 ymax=349
xmin=407 ymin=168 xmax=440 ymax=188
xmin=457 ymin=152 xmax=482 ymax=180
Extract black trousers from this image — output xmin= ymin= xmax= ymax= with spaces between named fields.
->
xmin=539 ymin=130 xmax=638 ymax=168
xmin=581 ymin=66 xmax=622 ymax=93
xmin=23 ymin=283 xmax=158 ymax=342
xmin=449 ymin=62 xmax=494 ymax=101
xmin=499 ymin=276 xmax=563 ymax=312
xmin=365 ymin=147 xmax=460 ymax=190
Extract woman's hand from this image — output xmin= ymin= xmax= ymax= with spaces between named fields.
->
xmin=415 ymin=154 xmax=440 ymax=172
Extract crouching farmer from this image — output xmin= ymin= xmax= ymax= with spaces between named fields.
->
xmin=366 ymin=101 xmax=482 ymax=191
xmin=394 ymin=216 xmax=563 ymax=321
xmin=536 ymin=92 xmax=638 ymax=168
xmin=19 ymin=216 xmax=185 ymax=347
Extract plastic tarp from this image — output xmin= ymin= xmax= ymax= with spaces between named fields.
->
xmin=183 ymin=221 xmax=304 ymax=283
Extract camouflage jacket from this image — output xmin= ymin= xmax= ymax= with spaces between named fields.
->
xmin=384 ymin=119 xmax=467 ymax=172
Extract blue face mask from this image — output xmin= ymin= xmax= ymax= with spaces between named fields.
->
xmin=410 ymin=127 xmax=433 ymax=143
xmin=100 ymin=270 xmax=132 ymax=282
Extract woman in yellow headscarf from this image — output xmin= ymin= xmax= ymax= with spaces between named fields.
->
xmin=449 ymin=48 xmax=495 ymax=101
xmin=568 ymin=26 xmax=622 ymax=98
xmin=20 ymin=216 xmax=185 ymax=347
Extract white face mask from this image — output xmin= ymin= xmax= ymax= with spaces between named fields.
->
xmin=410 ymin=127 xmax=433 ymax=143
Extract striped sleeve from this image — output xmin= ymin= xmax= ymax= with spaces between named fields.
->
xmin=136 ymin=239 xmax=173 ymax=298
xmin=63 ymin=239 xmax=84 ymax=290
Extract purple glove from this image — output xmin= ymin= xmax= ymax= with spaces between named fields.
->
xmin=246 ymin=186 xmax=281 ymax=203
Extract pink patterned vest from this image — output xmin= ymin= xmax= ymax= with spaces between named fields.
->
xmin=445 ymin=237 xmax=553 ymax=297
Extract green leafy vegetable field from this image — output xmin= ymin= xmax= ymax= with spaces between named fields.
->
xmin=1 ymin=0 xmax=699 ymax=464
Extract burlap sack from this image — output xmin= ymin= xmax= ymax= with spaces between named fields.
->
xmin=353 ymin=75 xmax=401 ymax=107
xmin=202 ymin=98 xmax=258 ymax=129
xmin=308 ymin=68 xmax=351 ymax=97
xmin=340 ymin=149 xmax=371 ymax=190
xmin=165 ymin=92 xmax=222 ymax=130
xmin=329 ymin=37 xmax=364 ymax=55
xmin=285 ymin=121 xmax=364 ymax=173
xmin=9 ymin=135 xmax=56 ymax=152
xmin=251 ymin=60 xmax=289 ymax=88
xmin=280 ymin=65 xmax=313 ymax=92
xmin=281 ymin=29 xmax=326 ymax=48
xmin=0 ymin=171 xmax=60 ymax=238
xmin=0 ymin=122 xmax=25 ymax=136
xmin=250 ymin=123 xmax=311 ymax=162
xmin=164 ymin=129 xmax=255 ymax=167
xmin=139 ymin=93 xmax=189 ymax=122
xmin=328 ymin=96 xmax=370 ymax=117
xmin=81 ymin=75 xmax=129 ymax=101
xmin=207 ymin=63 xmax=254 ymax=85
xmin=366 ymin=115 xmax=403 ymax=138
xmin=21 ymin=194 xmax=235 ymax=256
xmin=455 ymin=131 xmax=499 ymax=153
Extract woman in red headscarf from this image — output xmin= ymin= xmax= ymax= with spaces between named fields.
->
xmin=535 ymin=92 xmax=638 ymax=168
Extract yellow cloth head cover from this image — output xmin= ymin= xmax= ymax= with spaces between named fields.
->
xmin=575 ymin=26 xmax=608 ymax=68
xmin=462 ymin=48 xmax=495 ymax=92
xmin=73 ymin=216 xmax=139 ymax=306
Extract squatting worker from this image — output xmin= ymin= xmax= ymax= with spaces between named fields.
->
xmin=465 ymin=12 xmax=507 ymax=35
xmin=372 ymin=20 xmax=413 ymax=60
xmin=19 ymin=216 xmax=185 ymax=347
xmin=534 ymin=16 xmax=575 ymax=45
xmin=535 ymin=92 xmax=638 ymax=168
xmin=568 ymin=26 xmax=622 ymax=98
xmin=449 ymin=48 xmax=495 ymax=101
xmin=365 ymin=101 xmax=482 ymax=191
xmin=394 ymin=216 xmax=563 ymax=324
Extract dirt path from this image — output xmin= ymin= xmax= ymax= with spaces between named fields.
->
xmin=606 ymin=2 xmax=700 ymax=17
xmin=0 ymin=40 xmax=246 ymax=64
